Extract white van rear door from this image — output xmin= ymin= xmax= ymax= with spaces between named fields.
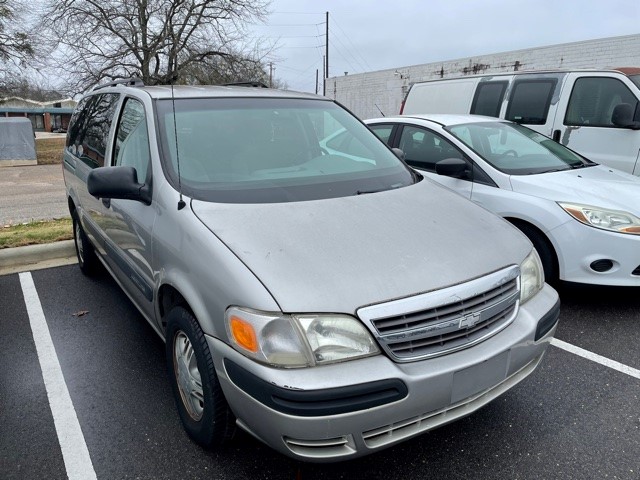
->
xmin=403 ymin=78 xmax=479 ymax=115
xmin=552 ymin=72 xmax=640 ymax=175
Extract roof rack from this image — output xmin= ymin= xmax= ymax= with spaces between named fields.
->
xmin=222 ymin=81 xmax=269 ymax=88
xmin=93 ymin=77 xmax=145 ymax=91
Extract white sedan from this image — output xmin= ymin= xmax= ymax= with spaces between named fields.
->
xmin=366 ymin=114 xmax=640 ymax=286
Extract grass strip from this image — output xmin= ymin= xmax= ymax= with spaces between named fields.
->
xmin=0 ymin=218 xmax=73 ymax=249
xmin=36 ymin=137 xmax=66 ymax=165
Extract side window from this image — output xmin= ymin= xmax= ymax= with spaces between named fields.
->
xmin=564 ymin=77 xmax=639 ymax=127
xmin=368 ymin=124 xmax=394 ymax=145
xmin=398 ymin=125 xmax=464 ymax=172
xmin=67 ymin=93 xmax=120 ymax=168
xmin=113 ymin=98 xmax=151 ymax=182
xmin=505 ymin=79 xmax=557 ymax=125
xmin=66 ymin=97 xmax=90 ymax=147
xmin=471 ymin=81 xmax=508 ymax=117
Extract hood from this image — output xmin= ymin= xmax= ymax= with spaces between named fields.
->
xmin=509 ymin=165 xmax=640 ymax=214
xmin=192 ymin=180 xmax=531 ymax=314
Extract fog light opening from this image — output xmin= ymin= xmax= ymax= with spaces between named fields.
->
xmin=590 ymin=259 xmax=614 ymax=273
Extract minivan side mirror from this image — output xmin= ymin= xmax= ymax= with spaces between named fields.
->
xmin=88 ymin=166 xmax=151 ymax=205
xmin=436 ymin=158 xmax=469 ymax=179
xmin=611 ymin=103 xmax=640 ymax=129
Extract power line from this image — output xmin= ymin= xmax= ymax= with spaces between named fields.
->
xmin=329 ymin=27 xmax=368 ymax=73
xmin=330 ymin=16 xmax=373 ymax=71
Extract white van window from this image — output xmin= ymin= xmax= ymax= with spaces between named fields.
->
xmin=471 ymin=81 xmax=508 ymax=118
xmin=505 ymin=79 xmax=557 ymax=125
xmin=564 ymin=77 xmax=639 ymax=127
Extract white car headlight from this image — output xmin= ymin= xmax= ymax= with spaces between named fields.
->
xmin=558 ymin=202 xmax=640 ymax=235
xmin=520 ymin=249 xmax=544 ymax=304
xmin=225 ymin=307 xmax=380 ymax=368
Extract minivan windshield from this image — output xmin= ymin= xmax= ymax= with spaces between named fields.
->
xmin=446 ymin=121 xmax=593 ymax=175
xmin=156 ymin=97 xmax=415 ymax=203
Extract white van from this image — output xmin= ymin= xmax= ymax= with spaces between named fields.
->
xmin=401 ymin=69 xmax=640 ymax=175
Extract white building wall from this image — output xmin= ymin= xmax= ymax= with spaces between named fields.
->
xmin=326 ymin=34 xmax=640 ymax=119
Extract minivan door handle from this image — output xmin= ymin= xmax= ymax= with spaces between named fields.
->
xmin=552 ymin=129 xmax=561 ymax=142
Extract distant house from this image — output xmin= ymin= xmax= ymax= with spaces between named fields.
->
xmin=0 ymin=97 xmax=76 ymax=132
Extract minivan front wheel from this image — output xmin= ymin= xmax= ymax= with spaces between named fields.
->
xmin=72 ymin=211 xmax=98 ymax=275
xmin=166 ymin=306 xmax=235 ymax=447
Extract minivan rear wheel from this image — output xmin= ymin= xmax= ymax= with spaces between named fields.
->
xmin=72 ymin=211 xmax=98 ymax=275
xmin=166 ymin=306 xmax=235 ymax=447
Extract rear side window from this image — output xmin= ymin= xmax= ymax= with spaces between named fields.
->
xmin=471 ymin=81 xmax=508 ymax=117
xmin=505 ymin=79 xmax=557 ymax=125
xmin=66 ymin=93 xmax=119 ymax=168
xmin=368 ymin=124 xmax=394 ymax=145
xmin=564 ymin=77 xmax=639 ymax=127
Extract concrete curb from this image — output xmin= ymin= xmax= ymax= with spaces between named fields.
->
xmin=0 ymin=240 xmax=77 ymax=275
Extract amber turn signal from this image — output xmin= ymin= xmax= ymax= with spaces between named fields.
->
xmin=230 ymin=316 xmax=259 ymax=353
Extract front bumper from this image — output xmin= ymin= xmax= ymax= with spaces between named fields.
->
xmin=208 ymin=284 xmax=559 ymax=462
xmin=551 ymin=220 xmax=640 ymax=286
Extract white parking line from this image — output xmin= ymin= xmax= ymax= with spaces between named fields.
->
xmin=551 ymin=338 xmax=640 ymax=380
xmin=19 ymin=272 xmax=97 ymax=480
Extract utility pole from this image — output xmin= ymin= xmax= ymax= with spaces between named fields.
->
xmin=315 ymin=69 xmax=319 ymax=95
xmin=268 ymin=62 xmax=274 ymax=88
xmin=323 ymin=11 xmax=329 ymax=95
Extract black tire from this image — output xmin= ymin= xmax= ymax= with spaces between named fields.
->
xmin=166 ymin=306 xmax=235 ymax=448
xmin=514 ymin=221 xmax=559 ymax=286
xmin=72 ymin=211 xmax=99 ymax=275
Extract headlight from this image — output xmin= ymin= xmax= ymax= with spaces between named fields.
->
xmin=558 ymin=202 xmax=640 ymax=235
xmin=225 ymin=307 xmax=380 ymax=368
xmin=520 ymin=249 xmax=544 ymax=304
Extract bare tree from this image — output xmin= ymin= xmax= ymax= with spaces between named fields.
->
xmin=0 ymin=76 xmax=66 ymax=101
xmin=39 ymin=0 xmax=270 ymax=93
xmin=0 ymin=0 xmax=33 ymax=65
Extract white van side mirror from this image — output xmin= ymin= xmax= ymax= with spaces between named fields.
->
xmin=611 ymin=103 xmax=640 ymax=130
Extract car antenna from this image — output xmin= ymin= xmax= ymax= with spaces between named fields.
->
xmin=171 ymin=80 xmax=186 ymax=210
xmin=374 ymin=104 xmax=385 ymax=117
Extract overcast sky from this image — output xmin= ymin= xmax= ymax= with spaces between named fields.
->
xmin=249 ymin=0 xmax=640 ymax=93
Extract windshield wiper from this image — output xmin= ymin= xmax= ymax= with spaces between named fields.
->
xmin=570 ymin=163 xmax=594 ymax=169
xmin=356 ymin=182 xmax=406 ymax=195
xmin=356 ymin=187 xmax=389 ymax=195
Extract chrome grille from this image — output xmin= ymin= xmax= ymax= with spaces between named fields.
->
xmin=358 ymin=266 xmax=520 ymax=362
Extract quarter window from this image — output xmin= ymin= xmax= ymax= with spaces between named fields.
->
xmin=505 ymin=79 xmax=557 ymax=125
xmin=66 ymin=93 xmax=120 ymax=168
xmin=471 ymin=81 xmax=508 ymax=118
xmin=113 ymin=98 xmax=151 ymax=182
xmin=564 ymin=77 xmax=639 ymax=127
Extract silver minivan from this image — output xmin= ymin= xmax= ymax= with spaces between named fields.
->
xmin=63 ymin=80 xmax=560 ymax=461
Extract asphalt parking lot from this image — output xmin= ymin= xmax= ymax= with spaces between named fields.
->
xmin=1 ymin=264 xmax=639 ymax=480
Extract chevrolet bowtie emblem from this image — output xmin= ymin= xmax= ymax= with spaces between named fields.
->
xmin=459 ymin=312 xmax=481 ymax=329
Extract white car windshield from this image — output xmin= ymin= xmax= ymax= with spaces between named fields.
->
xmin=446 ymin=121 xmax=593 ymax=175
xmin=156 ymin=97 xmax=415 ymax=203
